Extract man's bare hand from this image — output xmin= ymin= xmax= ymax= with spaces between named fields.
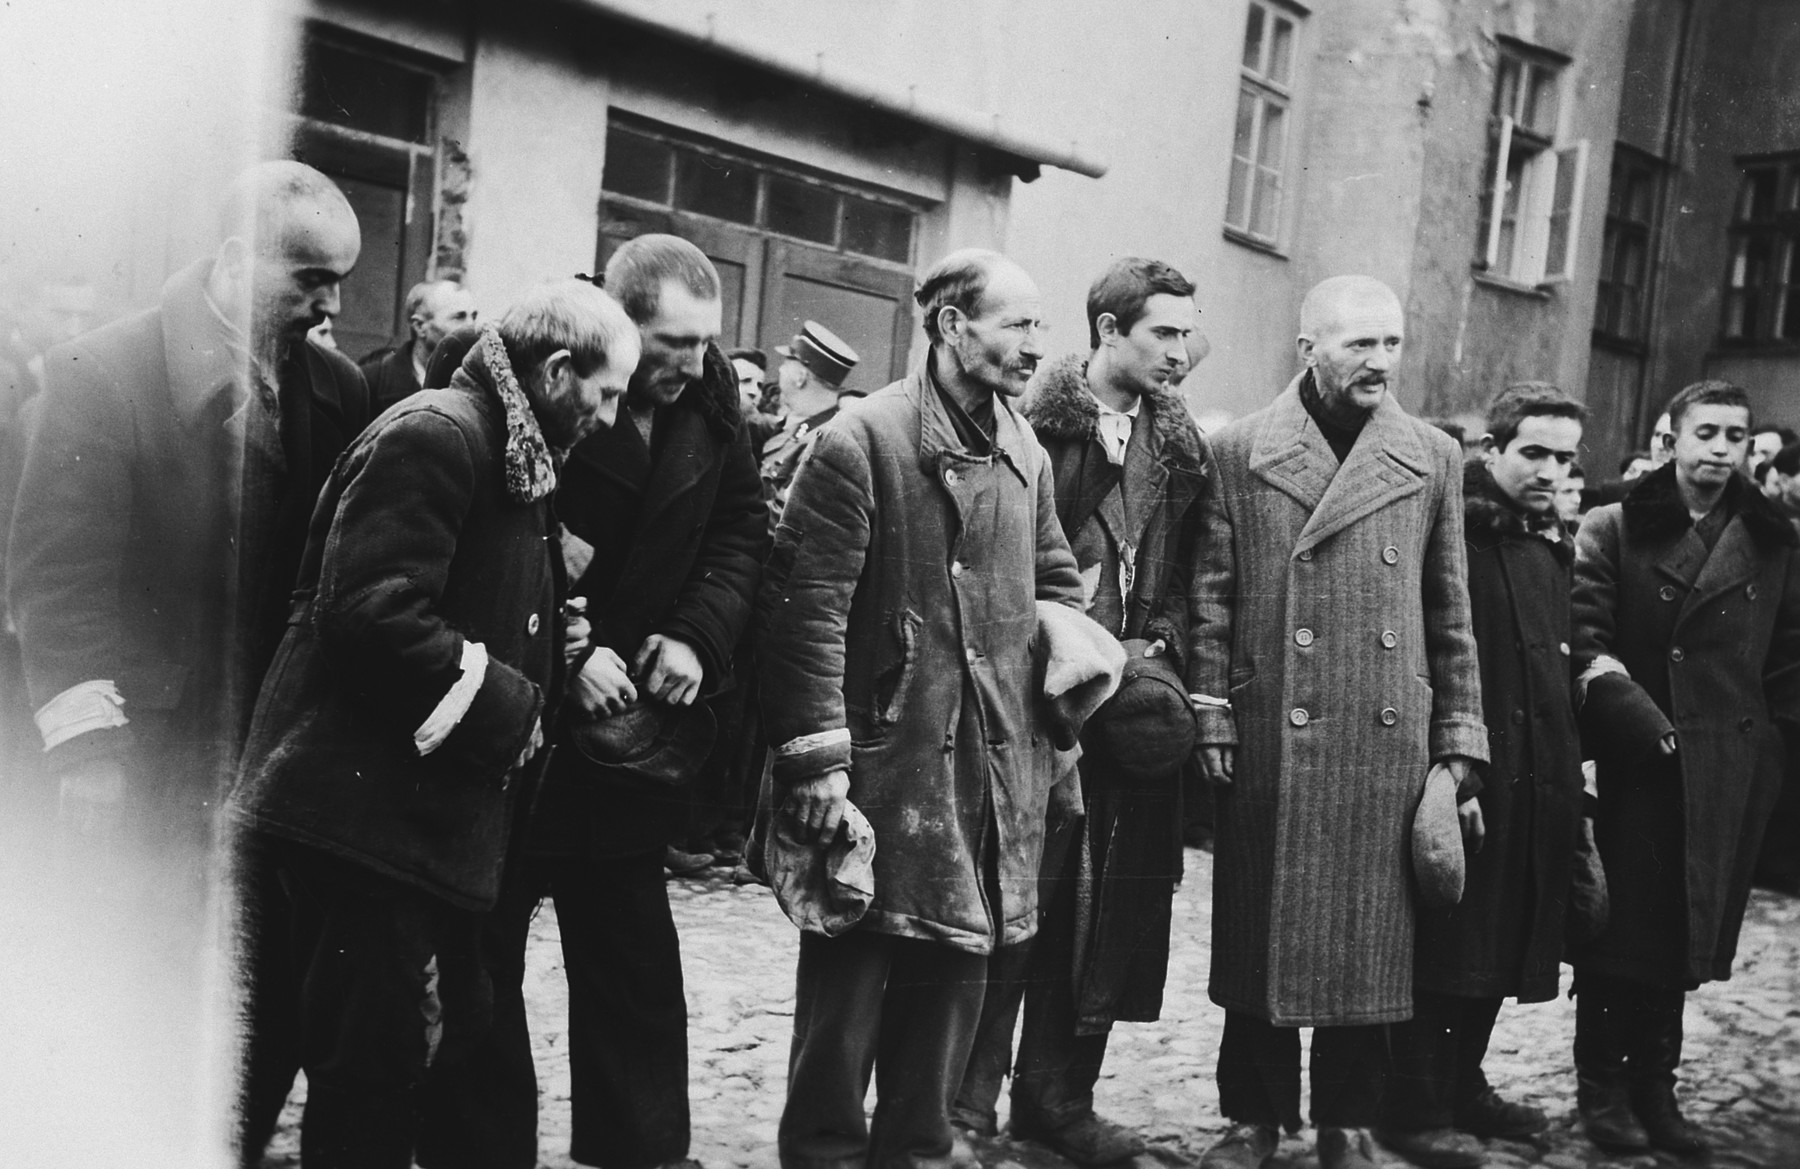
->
xmin=515 ymin=718 xmax=545 ymax=770
xmin=785 ymin=769 xmax=850 ymax=846
xmin=1198 ymin=744 xmax=1235 ymax=788
xmin=563 ymin=597 xmax=591 ymax=667
xmin=573 ymin=647 xmax=637 ymax=716
xmin=635 ymin=634 xmax=704 ymax=706
xmin=1457 ymin=796 xmax=1486 ymax=853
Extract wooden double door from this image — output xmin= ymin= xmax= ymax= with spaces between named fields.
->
xmin=599 ymin=202 xmax=915 ymax=396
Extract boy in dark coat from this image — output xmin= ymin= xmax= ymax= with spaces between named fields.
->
xmin=952 ymin=257 xmax=1208 ymax=1165
xmin=1377 ymin=384 xmax=1587 ymax=1169
xmin=1570 ymin=381 xmax=1800 ymax=1156
xmin=229 ymin=280 xmax=639 ymax=1167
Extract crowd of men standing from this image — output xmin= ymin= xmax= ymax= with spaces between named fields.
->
xmin=2 ymin=160 xmax=1797 ymax=1169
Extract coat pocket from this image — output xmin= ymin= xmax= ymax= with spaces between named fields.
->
xmin=873 ymin=608 xmax=923 ymax=727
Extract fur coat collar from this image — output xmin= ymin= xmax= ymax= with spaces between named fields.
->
xmin=1622 ymin=460 xmax=1799 ymax=550
xmin=1463 ymin=460 xmax=1570 ymax=562
xmin=459 ymin=324 xmax=558 ymax=504
xmin=1023 ymin=353 xmax=1205 ymax=475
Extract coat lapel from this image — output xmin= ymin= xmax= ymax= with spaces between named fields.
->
xmin=1249 ymin=376 xmax=1336 ymax=517
xmin=1294 ymin=392 xmax=1427 ymax=555
xmin=1677 ymin=517 xmax=1756 ymax=623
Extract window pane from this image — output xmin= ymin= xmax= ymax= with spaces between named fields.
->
xmin=1724 ymin=291 xmax=1750 ymax=339
xmin=1256 ymin=102 xmax=1286 ymax=170
xmin=1252 ymin=166 xmax=1282 ymax=238
xmin=1493 ymin=57 xmax=1521 ymax=119
xmin=1624 ymin=166 xmax=1655 ymax=224
xmin=1268 ymin=17 xmax=1295 ymax=86
xmin=1242 ymin=3 xmax=1266 ymax=73
xmin=1496 ymin=149 xmax=1530 ymax=275
xmin=675 ymin=150 xmax=757 ymax=224
xmin=842 ymin=196 xmax=912 ymax=263
xmin=1522 ymin=64 xmax=1558 ymax=136
xmin=1739 ymin=170 xmax=1778 ymax=222
xmin=766 ymin=176 xmax=838 ymax=245
xmin=1225 ymin=89 xmax=1259 ymax=230
xmin=602 ymin=127 xmax=673 ymax=204
xmin=299 ymin=40 xmax=432 ymax=144
xmin=1782 ymin=240 xmax=1800 ymax=340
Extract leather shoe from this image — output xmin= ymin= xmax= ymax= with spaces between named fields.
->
xmin=1316 ymin=1127 xmax=1381 ymax=1169
xmin=1012 ymin=1112 xmax=1145 ymax=1166
xmin=1577 ymin=1075 xmax=1650 ymax=1152
xmin=1197 ymin=1122 xmax=1278 ymax=1169
xmin=1374 ymin=1126 xmax=1486 ymax=1168
xmin=1633 ymin=1085 xmax=1709 ymax=1156
xmin=1455 ymin=1087 xmax=1546 ymax=1139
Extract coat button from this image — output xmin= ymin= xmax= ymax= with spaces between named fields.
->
xmin=951 ymin=560 xmax=966 ymax=578
xmin=1747 ymin=583 xmax=1760 ymax=600
xmin=1670 ymin=646 xmax=1684 ymax=662
xmin=944 ymin=468 xmax=960 ymax=486
xmin=1294 ymin=628 xmax=1314 ymax=647
xmin=1659 ymin=585 xmax=1677 ymax=602
xmin=1289 ymin=707 xmax=1310 ymax=727
xmin=1380 ymin=707 xmax=1398 ymax=726
xmin=1559 ymin=642 xmax=1570 ymax=655
xmin=1381 ymin=630 xmax=1398 ymax=649
xmin=966 ymin=647 xmax=979 ymax=664
xmin=526 ymin=613 xmax=540 ymax=635
xmin=1382 ymin=546 xmax=1400 ymax=565
xmin=1512 ymin=708 xmax=1526 ymax=725
xmin=1740 ymin=716 xmax=1756 ymax=732
xmin=1297 ymin=549 xmax=1314 ymax=561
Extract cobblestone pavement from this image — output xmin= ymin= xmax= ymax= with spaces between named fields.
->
xmin=267 ymin=849 xmax=1800 ymax=1168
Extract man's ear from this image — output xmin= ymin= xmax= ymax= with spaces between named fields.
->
xmin=936 ymin=305 xmax=964 ymax=344
xmin=1295 ymin=335 xmax=1315 ymax=366
xmin=1095 ymin=312 xmax=1120 ymax=345
xmin=1480 ymin=433 xmax=1500 ymax=459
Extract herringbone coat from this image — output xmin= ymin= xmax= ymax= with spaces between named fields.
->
xmin=1190 ymin=374 xmax=1488 ymax=1025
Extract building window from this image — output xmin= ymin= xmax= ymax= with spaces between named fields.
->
xmin=1475 ymin=40 xmax=1587 ymax=287
xmin=1722 ymin=154 xmax=1800 ymax=345
xmin=1593 ymin=147 xmax=1661 ymax=344
xmin=1224 ymin=0 xmax=1302 ymax=245
xmin=601 ymin=121 xmax=915 ymax=265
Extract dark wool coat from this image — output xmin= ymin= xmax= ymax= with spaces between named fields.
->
xmin=758 ymin=366 xmax=1085 ymax=954
xmin=1414 ymin=463 xmax=1583 ymax=1003
xmin=1022 ymin=354 xmax=1208 ymax=1028
xmin=229 ymin=347 xmax=560 ymax=911
xmin=1572 ymin=463 xmax=1800 ymax=986
xmin=534 ymin=342 xmax=768 ymax=855
xmin=359 ymin=340 xmax=422 ymax=415
xmin=6 ymin=259 xmax=369 ymax=832
xmin=1190 ymin=375 xmax=1488 ymax=1025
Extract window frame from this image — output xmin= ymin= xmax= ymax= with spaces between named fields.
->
xmin=1474 ymin=38 xmax=1587 ymax=291
xmin=1719 ymin=151 xmax=1800 ymax=349
xmin=1592 ymin=144 xmax=1664 ymax=349
xmin=1222 ymin=0 xmax=1307 ymax=253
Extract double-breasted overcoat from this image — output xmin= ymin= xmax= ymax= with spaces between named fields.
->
xmin=758 ymin=366 xmax=1085 ymax=953
xmin=1190 ymin=375 xmax=1488 ymax=1026
xmin=1572 ymin=463 xmax=1800 ymax=986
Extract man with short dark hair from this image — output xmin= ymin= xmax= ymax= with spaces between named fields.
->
xmin=1570 ymin=381 xmax=1800 ymax=1157
xmin=760 ymin=248 xmax=1087 ymax=1169
xmin=1750 ymin=422 xmax=1798 ymax=474
xmin=431 ymin=234 xmax=767 ymax=1169
xmin=1190 ymin=276 xmax=1487 ymax=1169
xmin=231 ymin=278 xmax=636 ymax=1169
xmin=360 ymin=279 xmax=478 ymax=413
xmin=1378 ymin=382 xmax=1587 ymax=1168
xmin=952 ymin=257 xmax=1209 ymax=1164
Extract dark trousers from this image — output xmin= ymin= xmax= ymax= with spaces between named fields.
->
xmin=781 ymin=930 xmax=989 ymax=1169
xmin=1381 ymin=991 xmax=1503 ymax=1131
xmin=419 ymin=847 xmax=690 ymax=1169
xmin=241 ymin=838 xmax=481 ymax=1169
xmin=1573 ymin=969 xmax=1687 ymax=1092
xmin=1216 ymin=1011 xmax=1389 ymax=1132
xmin=953 ymin=817 xmax=1106 ymax=1132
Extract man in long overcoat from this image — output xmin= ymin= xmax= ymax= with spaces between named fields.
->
xmin=951 ymin=257 xmax=1208 ymax=1165
xmin=229 ymin=280 xmax=637 ymax=1166
xmin=759 ymin=249 xmax=1086 ymax=1169
xmin=1379 ymin=384 xmax=1588 ymax=1168
xmin=1190 ymin=276 xmax=1487 ymax=1169
xmin=1570 ymin=381 xmax=1800 ymax=1156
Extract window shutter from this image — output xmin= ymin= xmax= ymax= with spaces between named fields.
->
xmin=1545 ymin=140 xmax=1590 ymax=281
xmin=1483 ymin=116 xmax=1514 ymax=271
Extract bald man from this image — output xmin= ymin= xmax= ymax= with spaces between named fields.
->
xmin=1188 ymin=276 xmax=1486 ymax=1169
xmin=5 ymin=160 xmax=369 ymax=1159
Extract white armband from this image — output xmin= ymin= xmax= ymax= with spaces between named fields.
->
xmin=35 ymin=680 xmax=129 ymax=751
xmin=414 ymin=641 xmax=489 ymax=757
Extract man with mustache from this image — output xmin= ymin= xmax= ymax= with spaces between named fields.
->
xmin=1189 ymin=275 xmax=1487 ymax=1169
xmin=758 ymin=248 xmax=1086 ymax=1169
xmin=1568 ymin=381 xmax=1800 ymax=1156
